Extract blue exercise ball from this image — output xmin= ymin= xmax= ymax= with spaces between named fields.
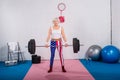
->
xmin=101 ymin=45 xmax=120 ymax=63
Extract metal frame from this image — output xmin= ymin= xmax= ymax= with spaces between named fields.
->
xmin=7 ymin=42 xmax=24 ymax=62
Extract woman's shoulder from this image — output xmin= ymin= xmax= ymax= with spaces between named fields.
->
xmin=60 ymin=26 xmax=64 ymax=30
xmin=48 ymin=26 xmax=52 ymax=31
xmin=59 ymin=26 xmax=63 ymax=28
xmin=49 ymin=26 xmax=53 ymax=29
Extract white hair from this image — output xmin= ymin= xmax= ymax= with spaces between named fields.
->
xmin=53 ymin=17 xmax=59 ymax=22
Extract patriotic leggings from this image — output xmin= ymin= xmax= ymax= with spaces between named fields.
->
xmin=50 ymin=40 xmax=64 ymax=67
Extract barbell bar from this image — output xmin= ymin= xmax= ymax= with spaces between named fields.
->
xmin=35 ymin=44 xmax=84 ymax=47
xmin=27 ymin=38 xmax=84 ymax=54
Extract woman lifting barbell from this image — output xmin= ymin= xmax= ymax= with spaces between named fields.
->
xmin=45 ymin=18 xmax=68 ymax=73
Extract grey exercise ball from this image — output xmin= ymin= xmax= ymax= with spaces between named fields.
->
xmin=86 ymin=45 xmax=102 ymax=61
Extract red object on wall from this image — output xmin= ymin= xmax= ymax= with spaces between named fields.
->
xmin=57 ymin=3 xmax=66 ymax=23
xmin=59 ymin=16 xmax=65 ymax=23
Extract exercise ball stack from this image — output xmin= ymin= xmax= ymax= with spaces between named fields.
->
xmin=86 ymin=45 xmax=102 ymax=61
xmin=101 ymin=45 xmax=120 ymax=63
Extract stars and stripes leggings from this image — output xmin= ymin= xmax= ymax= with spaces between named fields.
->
xmin=50 ymin=39 xmax=64 ymax=67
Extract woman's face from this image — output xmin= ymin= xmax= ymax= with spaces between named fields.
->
xmin=53 ymin=19 xmax=59 ymax=26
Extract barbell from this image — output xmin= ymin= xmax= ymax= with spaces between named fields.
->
xmin=27 ymin=38 xmax=84 ymax=54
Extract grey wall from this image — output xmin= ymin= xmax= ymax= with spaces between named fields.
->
xmin=112 ymin=0 xmax=120 ymax=49
xmin=0 ymin=0 xmax=110 ymax=61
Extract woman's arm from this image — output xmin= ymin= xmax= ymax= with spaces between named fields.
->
xmin=45 ymin=27 xmax=51 ymax=47
xmin=61 ymin=27 xmax=67 ymax=43
xmin=46 ymin=27 xmax=51 ymax=42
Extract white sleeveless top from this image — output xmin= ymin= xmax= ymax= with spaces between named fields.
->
xmin=51 ymin=26 xmax=62 ymax=39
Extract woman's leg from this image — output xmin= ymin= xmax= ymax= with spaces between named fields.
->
xmin=48 ymin=41 xmax=56 ymax=73
xmin=56 ymin=40 xmax=66 ymax=72
xmin=56 ymin=40 xmax=64 ymax=66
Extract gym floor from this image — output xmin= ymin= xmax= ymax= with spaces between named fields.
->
xmin=0 ymin=59 xmax=120 ymax=80
xmin=0 ymin=1 xmax=120 ymax=80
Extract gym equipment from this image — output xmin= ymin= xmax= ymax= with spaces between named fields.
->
xmin=28 ymin=39 xmax=36 ymax=54
xmin=86 ymin=45 xmax=102 ymax=61
xmin=101 ymin=45 xmax=120 ymax=63
xmin=57 ymin=3 xmax=66 ymax=23
xmin=32 ymin=55 xmax=41 ymax=63
xmin=5 ymin=60 xmax=17 ymax=66
xmin=5 ymin=42 xmax=24 ymax=66
xmin=27 ymin=38 xmax=84 ymax=54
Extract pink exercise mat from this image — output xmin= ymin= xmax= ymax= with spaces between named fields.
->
xmin=24 ymin=60 xmax=94 ymax=80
